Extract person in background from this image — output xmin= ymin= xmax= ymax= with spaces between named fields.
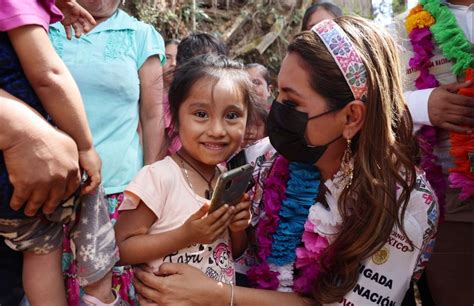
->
xmin=176 ymin=32 xmax=229 ymax=66
xmin=245 ymin=63 xmax=272 ymax=108
xmin=390 ymin=1 xmax=474 ymax=304
xmin=163 ymin=39 xmax=180 ymax=93
xmin=132 ymin=16 xmax=439 ymax=306
xmin=162 ymin=39 xmax=180 ymax=156
xmin=301 ymin=1 xmax=342 ymax=31
xmin=49 ymin=0 xmax=166 ymax=304
xmin=0 ymin=91 xmax=81 ymax=306
xmin=0 ymin=1 xmax=121 ymax=305
xmin=241 ymin=104 xmax=268 ymax=148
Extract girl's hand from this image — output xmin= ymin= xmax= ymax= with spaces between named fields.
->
xmin=78 ymin=148 xmax=101 ymax=194
xmin=229 ymin=194 xmax=251 ymax=233
xmin=56 ymin=0 xmax=96 ymax=39
xmin=181 ymin=203 xmax=234 ymax=245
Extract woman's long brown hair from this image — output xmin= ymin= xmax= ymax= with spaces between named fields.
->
xmin=288 ymin=16 xmax=418 ymax=304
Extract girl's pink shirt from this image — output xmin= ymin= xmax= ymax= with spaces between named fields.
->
xmin=0 ymin=0 xmax=63 ymax=32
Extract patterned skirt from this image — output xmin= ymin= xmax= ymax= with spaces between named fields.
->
xmin=62 ymin=193 xmax=136 ymax=305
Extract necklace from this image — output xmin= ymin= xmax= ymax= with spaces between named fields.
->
xmin=176 ymin=152 xmax=219 ymax=199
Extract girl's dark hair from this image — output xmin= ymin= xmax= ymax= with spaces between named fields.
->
xmin=245 ymin=63 xmax=272 ymax=85
xmin=289 ymin=16 xmax=418 ymax=303
xmin=176 ymin=33 xmax=229 ymax=66
xmin=301 ymin=2 xmax=343 ymax=30
xmin=164 ymin=54 xmax=258 ymax=153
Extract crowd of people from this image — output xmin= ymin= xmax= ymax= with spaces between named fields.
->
xmin=0 ymin=0 xmax=472 ymax=305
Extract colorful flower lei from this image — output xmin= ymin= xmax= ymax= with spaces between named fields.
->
xmin=405 ymin=1 xmax=474 ymax=211
xmin=247 ymin=156 xmax=331 ymax=294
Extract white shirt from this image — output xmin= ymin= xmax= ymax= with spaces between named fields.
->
xmin=391 ymin=1 xmax=474 ymax=131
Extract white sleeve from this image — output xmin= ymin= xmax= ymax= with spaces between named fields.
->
xmin=404 ymin=88 xmax=435 ymax=132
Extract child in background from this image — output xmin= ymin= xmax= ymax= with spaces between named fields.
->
xmin=163 ymin=39 xmax=180 ymax=93
xmin=162 ymin=39 xmax=181 ymax=156
xmin=115 ymin=55 xmax=256 ymax=286
xmin=245 ymin=63 xmax=273 ymax=109
xmin=242 ymin=104 xmax=268 ymax=148
xmin=0 ymin=1 xmax=120 ymax=306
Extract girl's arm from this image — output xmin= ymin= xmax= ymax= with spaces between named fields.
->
xmin=115 ymin=199 xmax=235 ymax=265
xmin=134 ymin=264 xmax=314 ymax=306
xmin=8 ymin=25 xmax=101 ymax=192
xmin=139 ymin=56 xmax=166 ymax=164
xmin=8 ymin=25 xmax=93 ymax=152
xmin=115 ymin=201 xmax=192 ymax=265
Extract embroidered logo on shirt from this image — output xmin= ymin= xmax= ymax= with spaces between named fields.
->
xmin=372 ymin=246 xmax=390 ymax=265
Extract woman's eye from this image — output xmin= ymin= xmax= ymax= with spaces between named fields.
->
xmin=225 ymin=112 xmax=240 ymax=120
xmin=194 ymin=111 xmax=208 ymax=118
xmin=252 ymin=79 xmax=262 ymax=86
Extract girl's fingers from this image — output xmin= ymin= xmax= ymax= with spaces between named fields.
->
xmin=205 ymin=204 xmax=229 ymax=224
xmin=209 ymin=208 xmax=234 ymax=231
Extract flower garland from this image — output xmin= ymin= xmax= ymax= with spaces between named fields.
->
xmin=405 ymin=1 xmax=474 ymax=211
xmin=247 ymin=156 xmax=329 ymax=293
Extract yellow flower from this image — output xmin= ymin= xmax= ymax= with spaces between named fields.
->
xmin=406 ymin=9 xmax=435 ymax=33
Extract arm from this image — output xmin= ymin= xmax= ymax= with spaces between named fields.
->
xmin=139 ymin=56 xmax=165 ymax=164
xmin=8 ymin=25 xmax=93 ymax=151
xmin=0 ymin=89 xmax=80 ymax=216
xmin=134 ymin=264 xmax=314 ymax=306
xmin=8 ymin=25 xmax=101 ymax=192
xmin=115 ymin=200 xmax=195 ymax=265
xmin=115 ymin=200 xmax=234 ymax=265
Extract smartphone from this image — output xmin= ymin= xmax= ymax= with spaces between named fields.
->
xmin=208 ymin=164 xmax=254 ymax=213
xmin=227 ymin=150 xmax=256 ymax=192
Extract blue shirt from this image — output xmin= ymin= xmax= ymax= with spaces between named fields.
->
xmin=50 ymin=10 xmax=165 ymax=194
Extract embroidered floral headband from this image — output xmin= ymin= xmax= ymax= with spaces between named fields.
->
xmin=311 ymin=19 xmax=368 ymax=102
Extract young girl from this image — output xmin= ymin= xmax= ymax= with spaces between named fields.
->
xmin=115 ymin=55 xmax=256 ymax=285
xmin=132 ymin=17 xmax=439 ymax=306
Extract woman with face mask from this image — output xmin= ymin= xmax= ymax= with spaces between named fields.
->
xmin=132 ymin=17 xmax=439 ymax=306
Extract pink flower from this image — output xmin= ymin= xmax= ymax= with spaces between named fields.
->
xmin=247 ymin=265 xmax=280 ymax=290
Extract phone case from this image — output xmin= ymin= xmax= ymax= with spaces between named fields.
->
xmin=208 ymin=164 xmax=254 ymax=213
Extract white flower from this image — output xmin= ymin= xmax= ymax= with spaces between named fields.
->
xmin=79 ymin=244 xmax=95 ymax=262
xmin=270 ymin=263 xmax=294 ymax=291
xmin=307 ymin=170 xmax=345 ymax=243
xmin=93 ymin=252 xmax=110 ymax=270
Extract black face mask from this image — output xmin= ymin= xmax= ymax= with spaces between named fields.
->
xmin=267 ymin=100 xmax=341 ymax=164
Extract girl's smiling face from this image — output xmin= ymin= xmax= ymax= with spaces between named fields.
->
xmin=177 ymin=77 xmax=248 ymax=167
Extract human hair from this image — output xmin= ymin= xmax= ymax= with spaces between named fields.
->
xmin=176 ymin=33 xmax=229 ymax=66
xmin=165 ymin=54 xmax=257 ymax=152
xmin=288 ymin=16 xmax=418 ymax=303
xmin=245 ymin=63 xmax=272 ymax=86
xmin=165 ymin=38 xmax=181 ymax=47
xmin=301 ymin=2 xmax=343 ymax=31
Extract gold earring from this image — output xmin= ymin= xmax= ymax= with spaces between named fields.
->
xmin=341 ymin=138 xmax=353 ymax=189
